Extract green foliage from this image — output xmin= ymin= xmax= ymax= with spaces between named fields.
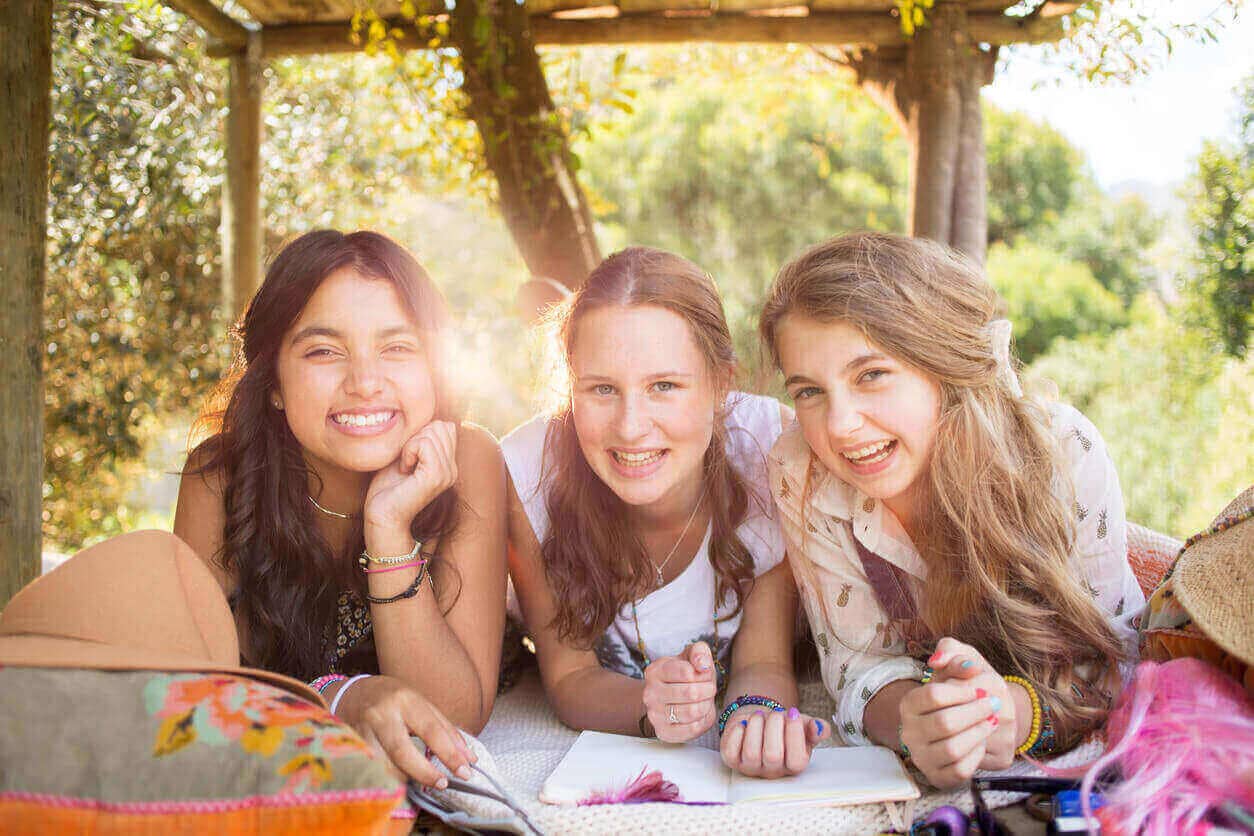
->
xmin=985 ymin=107 xmax=1084 ymax=245
xmin=986 ymin=241 xmax=1126 ymax=364
xmin=1041 ymin=186 xmax=1162 ymax=305
xmin=45 ymin=2 xmax=229 ymax=548
xmin=1027 ymin=299 xmax=1252 ymax=536
xmin=1181 ymin=74 xmax=1253 ymax=357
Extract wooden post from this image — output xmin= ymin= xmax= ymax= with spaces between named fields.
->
xmin=0 ymin=1 xmax=54 ymax=604
xmin=847 ymin=1 xmax=996 ymax=264
xmin=450 ymin=0 xmax=601 ymax=289
xmin=223 ymin=32 xmax=263 ymax=316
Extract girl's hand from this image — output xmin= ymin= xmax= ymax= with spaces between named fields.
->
xmin=364 ymin=421 xmax=458 ymax=539
xmin=928 ymin=637 xmax=1017 ymax=770
xmin=719 ymin=704 xmax=829 ymax=778
xmin=898 ymin=677 xmax=999 ymax=789
xmin=331 ymin=674 xmax=475 ymax=789
xmin=641 ymin=642 xmax=719 ymax=743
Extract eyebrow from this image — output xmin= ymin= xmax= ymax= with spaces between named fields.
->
xmin=577 ymin=371 xmax=697 ymax=383
xmin=783 ymin=352 xmax=889 ymax=387
xmin=290 ymin=325 xmax=417 ymax=345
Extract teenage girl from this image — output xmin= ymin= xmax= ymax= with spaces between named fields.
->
xmin=175 ymin=230 xmax=506 ymax=788
xmin=503 ymin=247 xmax=830 ymax=777
xmin=758 ymin=232 xmax=1143 ymax=788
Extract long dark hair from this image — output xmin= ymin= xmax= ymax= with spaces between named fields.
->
xmin=540 ymin=247 xmax=758 ymax=647
xmin=190 ymin=230 xmax=460 ymax=680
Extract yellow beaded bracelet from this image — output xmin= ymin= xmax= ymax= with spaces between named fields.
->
xmin=1004 ymin=675 xmax=1042 ymax=755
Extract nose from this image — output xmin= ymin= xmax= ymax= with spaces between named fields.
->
xmin=825 ymin=396 xmax=864 ymax=441
xmin=614 ymin=392 xmax=653 ymax=442
xmin=344 ymin=354 xmax=384 ymax=398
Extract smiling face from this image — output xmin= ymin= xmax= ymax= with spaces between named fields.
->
xmin=274 ymin=267 xmax=436 ymax=477
xmin=775 ymin=314 xmax=942 ymax=528
xmin=569 ymin=304 xmax=721 ymax=515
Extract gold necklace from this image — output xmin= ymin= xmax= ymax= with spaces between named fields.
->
xmin=308 ymin=494 xmax=358 ymax=520
xmin=648 ymin=485 xmax=708 ymax=589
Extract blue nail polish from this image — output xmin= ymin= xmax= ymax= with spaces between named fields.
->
xmin=989 ymin=696 xmax=1002 ymax=712
xmin=815 ymin=719 xmax=824 ymax=735
xmin=773 ymin=705 xmax=786 ymax=712
xmin=961 ymin=660 xmax=974 ymax=669
xmin=740 ymin=719 xmax=748 ymax=727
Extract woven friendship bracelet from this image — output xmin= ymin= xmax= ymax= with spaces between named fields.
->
xmin=309 ymin=673 xmax=347 ymax=695
xmin=365 ymin=560 xmax=428 ymax=604
xmin=717 ymin=694 xmax=786 ymax=736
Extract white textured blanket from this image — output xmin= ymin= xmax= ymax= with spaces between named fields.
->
xmin=424 ymin=672 xmax=1103 ymax=835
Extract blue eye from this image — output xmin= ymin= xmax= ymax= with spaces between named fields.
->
xmin=859 ymin=369 xmax=888 ymax=384
xmin=792 ymin=386 xmax=821 ymax=401
xmin=594 ymin=384 xmax=615 ymax=396
xmin=653 ymin=381 xmax=676 ymax=392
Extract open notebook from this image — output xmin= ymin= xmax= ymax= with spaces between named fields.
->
xmin=540 ymin=731 xmax=920 ymax=807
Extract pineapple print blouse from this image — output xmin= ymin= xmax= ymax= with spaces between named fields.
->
xmin=767 ymin=400 xmax=1144 ymax=746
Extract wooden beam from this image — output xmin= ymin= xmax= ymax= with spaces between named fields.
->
xmin=163 ymin=0 xmax=251 ymax=51
xmin=0 ymin=0 xmax=53 ymax=604
xmin=223 ymin=33 xmax=264 ymax=317
xmin=220 ymin=10 xmax=1064 ymax=56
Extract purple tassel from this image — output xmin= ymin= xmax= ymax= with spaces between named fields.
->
xmin=578 ymin=766 xmax=682 ymax=805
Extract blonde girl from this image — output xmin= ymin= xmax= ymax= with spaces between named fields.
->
xmin=759 ymin=232 xmax=1143 ymax=789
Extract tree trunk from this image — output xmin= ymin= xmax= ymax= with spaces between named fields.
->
xmin=0 ymin=2 xmax=54 ymax=605
xmin=449 ymin=0 xmax=600 ymax=289
xmin=848 ymin=2 xmax=996 ymax=264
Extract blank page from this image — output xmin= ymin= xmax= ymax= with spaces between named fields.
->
xmin=540 ymin=731 xmax=731 ymax=805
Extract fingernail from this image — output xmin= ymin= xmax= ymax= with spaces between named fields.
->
xmin=755 ymin=710 xmax=765 ymax=717
xmin=456 ymin=765 xmax=473 ymax=780
xmin=787 ymin=706 xmax=800 ymax=720
xmin=436 ymin=777 xmax=449 ymax=789
xmin=425 ymin=746 xmax=434 ymax=758
xmin=773 ymin=705 xmax=786 ymax=712
xmin=928 ymin=651 xmax=942 ymax=664
xmin=989 ymin=715 xmax=998 ymax=726
xmin=960 ymin=660 xmax=974 ymax=669
xmin=975 ymin=688 xmax=987 ymax=699
xmin=989 ymin=696 xmax=1003 ymax=713
xmin=815 ymin=719 xmax=824 ymax=735
xmin=740 ymin=719 xmax=748 ymax=727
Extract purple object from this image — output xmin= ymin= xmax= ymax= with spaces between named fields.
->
xmin=921 ymin=805 xmax=970 ymax=835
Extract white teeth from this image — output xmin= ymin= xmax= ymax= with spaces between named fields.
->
xmin=332 ymin=411 xmax=394 ymax=427
xmin=612 ymin=450 xmax=665 ymax=466
xmin=842 ymin=440 xmax=893 ymax=463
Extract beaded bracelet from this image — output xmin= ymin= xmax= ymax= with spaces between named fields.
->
xmin=365 ymin=561 xmax=428 ymax=604
xmin=717 ymin=694 xmax=786 ymax=736
xmin=896 ymin=723 xmax=911 ymax=762
xmin=357 ymin=539 xmax=423 ymax=569
xmin=309 ymin=673 xmax=347 ymax=695
xmin=1028 ymin=698 xmax=1056 ymax=758
xmin=1005 ymin=675 xmax=1042 ymax=755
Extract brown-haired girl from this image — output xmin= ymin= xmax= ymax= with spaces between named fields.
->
xmin=504 ymin=246 xmax=830 ymax=778
xmin=174 ymin=230 xmax=506 ymax=789
xmin=759 ymin=231 xmax=1143 ymax=789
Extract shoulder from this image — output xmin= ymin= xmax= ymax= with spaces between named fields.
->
xmin=766 ymin=420 xmax=811 ymax=484
xmin=1044 ymin=400 xmax=1110 ymax=468
xmin=500 ymin=412 xmax=553 ymax=468
xmin=178 ymin=440 xmax=227 ymax=503
xmin=456 ymin=422 xmax=504 ymax=467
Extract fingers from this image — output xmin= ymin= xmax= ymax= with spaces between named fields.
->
xmin=725 ymin=707 xmax=815 ymax=778
xmin=648 ymin=655 xmax=707 ymax=684
xmin=917 ymin=696 xmax=1000 ymax=744
xmin=806 ymin=715 xmax=831 ymax=746
xmin=368 ymin=710 xmax=450 ymax=789
xmin=684 ymin=641 xmax=715 ymax=676
xmin=654 ymin=679 xmax=719 ymax=706
xmin=931 ymin=737 xmax=989 ymax=790
xmin=928 ymin=637 xmax=989 ymax=681
xmin=902 ymin=680 xmax=985 ymax=717
xmin=783 ymin=709 xmax=810 ymax=773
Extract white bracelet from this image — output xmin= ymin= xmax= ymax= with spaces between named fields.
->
xmin=329 ymin=673 xmax=372 ymax=716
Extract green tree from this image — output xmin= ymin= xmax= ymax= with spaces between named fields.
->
xmin=984 ymin=106 xmax=1084 ymax=246
xmin=1183 ymin=75 xmax=1253 ymax=357
xmin=985 ymin=241 xmax=1125 ymax=364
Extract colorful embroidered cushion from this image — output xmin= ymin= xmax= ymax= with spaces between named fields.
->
xmin=0 ymin=667 xmax=408 ymax=835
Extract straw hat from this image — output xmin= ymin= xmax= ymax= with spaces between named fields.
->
xmin=1173 ymin=485 xmax=1254 ymax=667
xmin=0 ymin=529 xmax=322 ymax=706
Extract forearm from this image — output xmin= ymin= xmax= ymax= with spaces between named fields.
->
xmin=863 ymin=679 xmax=918 ymax=748
xmin=364 ymin=533 xmax=487 ymax=731
xmin=547 ymin=665 xmax=650 ymax=736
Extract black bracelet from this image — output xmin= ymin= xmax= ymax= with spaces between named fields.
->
xmin=365 ymin=562 xmax=427 ymax=604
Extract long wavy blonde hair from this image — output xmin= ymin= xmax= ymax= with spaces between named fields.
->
xmin=759 ymin=231 xmax=1126 ymax=751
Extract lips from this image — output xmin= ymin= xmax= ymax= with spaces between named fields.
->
xmin=607 ymin=447 xmax=669 ymax=479
xmin=327 ymin=409 xmax=399 ymax=437
xmin=842 ymin=439 xmax=894 ymax=465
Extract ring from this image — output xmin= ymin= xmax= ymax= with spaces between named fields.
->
xmin=668 ymin=705 xmax=679 ymax=724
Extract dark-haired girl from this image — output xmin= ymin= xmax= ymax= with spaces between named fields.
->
xmin=174 ymin=230 xmax=506 ymax=789
xmin=503 ymin=247 xmax=830 ymax=779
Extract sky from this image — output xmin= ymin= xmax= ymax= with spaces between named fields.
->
xmin=985 ymin=2 xmax=1253 ymax=190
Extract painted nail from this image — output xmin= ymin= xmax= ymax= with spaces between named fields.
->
xmin=989 ymin=696 xmax=1003 ymax=713
xmin=456 ymin=765 xmax=473 ymax=780
xmin=960 ymin=660 xmax=974 ymax=669
xmin=975 ymin=688 xmax=988 ymax=699
xmin=989 ymin=715 xmax=999 ymax=726
xmin=815 ymin=719 xmax=824 ymax=735
xmin=755 ymin=710 xmax=765 ymax=718
xmin=787 ymin=706 xmax=801 ymax=720
xmin=740 ymin=719 xmax=748 ymax=727
xmin=928 ymin=651 xmax=942 ymax=664
xmin=773 ymin=705 xmax=786 ymax=712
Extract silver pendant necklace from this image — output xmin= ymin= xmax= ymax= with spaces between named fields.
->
xmin=648 ymin=485 xmax=707 ymax=588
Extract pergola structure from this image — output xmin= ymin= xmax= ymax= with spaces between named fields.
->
xmin=2 ymin=0 xmax=1079 ymax=604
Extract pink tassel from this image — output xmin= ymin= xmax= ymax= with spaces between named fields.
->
xmin=578 ymin=766 xmax=682 ymax=805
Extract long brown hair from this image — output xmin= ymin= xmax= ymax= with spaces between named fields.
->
xmin=189 ymin=230 xmax=460 ymax=680
xmin=540 ymin=247 xmax=758 ymax=647
xmin=760 ymin=231 xmax=1126 ymax=751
